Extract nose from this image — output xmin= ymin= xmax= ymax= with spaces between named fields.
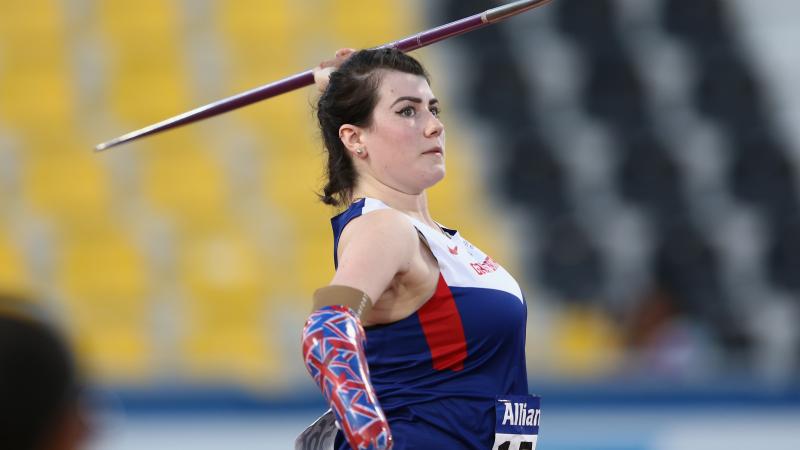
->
xmin=424 ymin=113 xmax=444 ymax=138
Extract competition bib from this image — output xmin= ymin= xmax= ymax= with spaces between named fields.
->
xmin=491 ymin=395 xmax=541 ymax=450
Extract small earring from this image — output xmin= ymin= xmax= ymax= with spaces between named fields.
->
xmin=355 ymin=147 xmax=364 ymax=155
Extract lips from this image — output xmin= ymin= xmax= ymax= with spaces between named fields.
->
xmin=423 ymin=146 xmax=443 ymax=155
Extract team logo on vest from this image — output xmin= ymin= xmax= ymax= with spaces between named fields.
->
xmin=502 ymin=401 xmax=540 ymax=427
xmin=471 ymin=256 xmax=500 ymax=275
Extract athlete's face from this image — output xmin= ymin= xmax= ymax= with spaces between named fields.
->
xmin=359 ymin=70 xmax=446 ymax=194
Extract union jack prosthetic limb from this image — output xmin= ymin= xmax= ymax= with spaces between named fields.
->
xmin=302 ymin=305 xmax=393 ymax=449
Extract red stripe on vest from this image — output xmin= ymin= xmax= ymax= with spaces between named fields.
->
xmin=417 ymin=273 xmax=467 ymax=371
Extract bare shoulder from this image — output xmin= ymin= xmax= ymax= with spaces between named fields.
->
xmin=332 ymin=209 xmax=420 ymax=303
xmin=338 ymin=209 xmax=418 ymax=256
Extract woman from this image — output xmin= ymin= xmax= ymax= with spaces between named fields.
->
xmin=301 ymin=48 xmax=538 ymax=450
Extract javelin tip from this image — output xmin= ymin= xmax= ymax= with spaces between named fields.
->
xmin=95 ymin=134 xmax=130 ymax=151
xmin=94 ymin=140 xmax=114 ymax=152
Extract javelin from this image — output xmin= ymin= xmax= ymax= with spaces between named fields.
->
xmin=95 ymin=0 xmax=552 ymax=152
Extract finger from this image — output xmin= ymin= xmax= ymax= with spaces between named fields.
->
xmin=335 ymin=48 xmax=355 ymax=58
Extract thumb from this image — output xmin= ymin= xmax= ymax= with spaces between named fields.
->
xmin=335 ymin=48 xmax=356 ymax=58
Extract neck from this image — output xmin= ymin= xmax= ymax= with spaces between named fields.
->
xmin=352 ymin=177 xmax=435 ymax=225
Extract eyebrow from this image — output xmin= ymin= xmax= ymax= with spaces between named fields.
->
xmin=390 ymin=96 xmax=439 ymax=107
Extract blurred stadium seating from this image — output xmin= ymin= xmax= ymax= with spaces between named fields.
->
xmin=2 ymin=1 xmax=799 ymax=449
xmin=440 ymin=0 xmax=800 ymax=381
xmin=0 ymin=0 xmax=506 ymax=393
xmin=0 ymin=0 xmax=797 ymax=388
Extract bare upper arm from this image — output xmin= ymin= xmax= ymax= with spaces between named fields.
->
xmin=330 ymin=209 xmax=419 ymax=304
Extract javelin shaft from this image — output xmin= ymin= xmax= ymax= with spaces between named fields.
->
xmin=95 ymin=0 xmax=551 ymax=151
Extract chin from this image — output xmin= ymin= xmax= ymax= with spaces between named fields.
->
xmin=421 ymin=167 xmax=446 ymax=189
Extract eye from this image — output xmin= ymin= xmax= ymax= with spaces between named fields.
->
xmin=430 ymin=106 xmax=441 ymax=118
xmin=397 ymin=106 xmax=416 ymax=117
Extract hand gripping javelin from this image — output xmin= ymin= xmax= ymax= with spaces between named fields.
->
xmin=94 ymin=0 xmax=552 ymax=152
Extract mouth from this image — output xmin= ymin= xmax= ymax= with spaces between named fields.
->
xmin=422 ymin=146 xmax=443 ymax=156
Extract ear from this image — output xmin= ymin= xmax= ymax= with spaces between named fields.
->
xmin=339 ymin=124 xmax=366 ymax=157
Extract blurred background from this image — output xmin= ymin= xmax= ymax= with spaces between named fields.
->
xmin=1 ymin=0 xmax=798 ymax=449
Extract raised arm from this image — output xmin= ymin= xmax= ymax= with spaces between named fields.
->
xmin=301 ymin=210 xmax=417 ymax=450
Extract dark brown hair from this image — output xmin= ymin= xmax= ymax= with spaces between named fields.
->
xmin=0 ymin=296 xmax=80 ymax=450
xmin=317 ymin=48 xmax=430 ymax=207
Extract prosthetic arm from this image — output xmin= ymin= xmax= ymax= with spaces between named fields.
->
xmin=301 ymin=286 xmax=392 ymax=450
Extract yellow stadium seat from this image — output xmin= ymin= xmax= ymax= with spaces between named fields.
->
xmin=140 ymin=142 xmax=229 ymax=223
xmin=103 ymin=39 xmax=185 ymax=78
xmin=108 ymin=70 xmax=190 ymax=124
xmin=216 ymin=0 xmax=292 ymax=42
xmin=96 ymin=0 xmax=182 ymax=42
xmin=256 ymin=135 xmax=356 ymax=298
xmin=551 ymin=306 xmax=623 ymax=378
xmin=55 ymin=227 xmax=153 ymax=380
xmin=22 ymin=147 xmax=111 ymax=223
xmin=216 ymin=0 xmax=307 ymax=128
xmin=295 ymin=231 xmax=335 ymax=295
xmin=0 ymin=230 xmax=30 ymax=294
xmin=0 ymin=0 xmax=65 ymax=38
xmin=0 ymin=68 xmax=75 ymax=129
xmin=176 ymin=222 xmax=282 ymax=386
xmin=56 ymin=228 xmax=150 ymax=306
xmin=261 ymin=143 xmax=326 ymax=210
xmin=178 ymin=223 xmax=272 ymax=319
xmin=97 ymin=0 xmax=188 ymax=125
xmin=328 ymin=0 xmax=415 ymax=48
xmin=0 ymin=40 xmax=68 ymax=69
xmin=0 ymin=0 xmax=72 ymax=128
xmin=183 ymin=327 xmax=283 ymax=388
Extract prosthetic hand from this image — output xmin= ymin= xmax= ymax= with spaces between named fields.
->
xmin=302 ymin=286 xmax=393 ymax=450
